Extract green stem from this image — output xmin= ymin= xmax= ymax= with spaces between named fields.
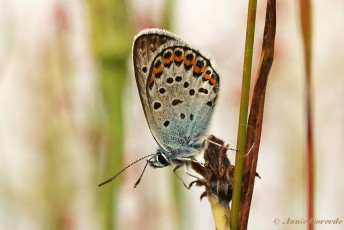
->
xmin=230 ymin=0 xmax=257 ymax=229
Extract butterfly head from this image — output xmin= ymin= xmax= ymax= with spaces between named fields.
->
xmin=149 ymin=148 xmax=171 ymax=168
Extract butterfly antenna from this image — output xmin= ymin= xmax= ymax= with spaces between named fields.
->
xmin=134 ymin=155 xmax=154 ymax=188
xmin=98 ymin=154 xmax=155 ymax=187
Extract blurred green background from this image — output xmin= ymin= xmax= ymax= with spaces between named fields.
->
xmin=0 ymin=0 xmax=343 ymax=230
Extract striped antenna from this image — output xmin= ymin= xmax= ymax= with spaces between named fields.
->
xmin=98 ymin=154 xmax=155 ymax=187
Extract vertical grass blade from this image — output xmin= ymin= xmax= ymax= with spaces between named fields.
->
xmin=230 ymin=0 xmax=257 ymax=229
xmin=87 ymin=0 xmax=131 ymax=228
xmin=298 ymin=0 xmax=314 ymax=229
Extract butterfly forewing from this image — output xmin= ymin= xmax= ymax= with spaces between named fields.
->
xmin=133 ymin=29 xmax=179 ymax=149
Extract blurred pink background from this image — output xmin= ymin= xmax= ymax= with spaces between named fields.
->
xmin=0 ymin=0 xmax=343 ymax=229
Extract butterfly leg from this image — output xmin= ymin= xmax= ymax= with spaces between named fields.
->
xmin=175 ymin=157 xmax=205 ymax=179
xmin=187 ymin=178 xmax=206 ymax=189
xmin=185 ymin=170 xmax=201 ymax=180
xmin=204 ymin=138 xmax=238 ymax=151
xmin=183 ymin=163 xmax=202 ymax=180
xmin=172 ymin=165 xmax=189 ymax=189
xmin=175 ymin=156 xmax=205 ymax=166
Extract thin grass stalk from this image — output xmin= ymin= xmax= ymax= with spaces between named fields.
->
xmin=230 ymin=0 xmax=257 ymax=229
xmin=298 ymin=0 xmax=314 ymax=229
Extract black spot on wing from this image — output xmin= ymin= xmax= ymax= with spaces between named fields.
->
xmin=186 ymin=53 xmax=194 ymax=60
xmin=172 ymin=99 xmax=183 ymax=106
xmin=175 ymin=76 xmax=182 ymax=82
xmin=159 ymin=88 xmax=166 ymax=94
xmin=164 ymin=120 xmax=170 ymax=127
xmin=174 ymin=60 xmax=183 ymax=66
xmin=154 ymin=60 xmax=161 ymax=68
xmin=189 ymin=89 xmax=195 ymax=96
xmin=199 ymin=88 xmax=208 ymax=94
xmin=174 ymin=49 xmax=182 ymax=56
xmin=166 ymin=77 xmax=173 ymax=84
xmin=163 ymin=51 xmax=172 ymax=59
xmin=196 ymin=60 xmax=204 ymax=67
xmin=153 ymin=102 xmax=161 ymax=110
xmin=155 ymin=71 xmax=162 ymax=79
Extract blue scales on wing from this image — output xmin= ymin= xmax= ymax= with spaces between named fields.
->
xmin=133 ymin=29 xmax=220 ymax=160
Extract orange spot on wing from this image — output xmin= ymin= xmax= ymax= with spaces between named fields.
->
xmin=194 ymin=65 xmax=206 ymax=74
xmin=148 ymin=75 xmax=155 ymax=84
xmin=163 ymin=56 xmax=173 ymax=65
xmin=184 ymin=58 xmax=195 ymax=66
xmin=153 ymin=65 xmax=163 ymax=75
xmin=209 ymin=77 xmax=218 ymax=88
xmin=203 ymin=74 xmax=211 ymax=80
xmin=174 ymin=55 xmax=184 ymax=62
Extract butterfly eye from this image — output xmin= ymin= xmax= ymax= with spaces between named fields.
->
xmin=157 ymin=153 xmax=169 ymax=166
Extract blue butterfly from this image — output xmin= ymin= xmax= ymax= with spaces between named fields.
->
xmin=99 ymin=28 xmax=220 ymax=187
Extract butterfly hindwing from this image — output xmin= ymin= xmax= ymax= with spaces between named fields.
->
xmin=133 ymin=29 xmax=220 ymax=159
xmin=146 ymin=46 xmax=219 ymax=154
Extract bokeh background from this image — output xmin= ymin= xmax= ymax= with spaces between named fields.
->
xmin=0 ymin=0 xmax=343 ymax=229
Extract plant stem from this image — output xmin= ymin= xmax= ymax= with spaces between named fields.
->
xmin=209 ymin=194 xmax=231 ymax=230
xmin=238 ymin=0 xmax=276 ymax=228
xmin=230 ymin=0 xmax=257 ymax=229
xmin=298 ymin=0 xmax=314 ymax=229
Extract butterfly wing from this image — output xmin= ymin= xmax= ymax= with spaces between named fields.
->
xmin=133 ymin=29 xmax=183 ymax=150
xmin=133 ymin=29 xmax=220 ymax=157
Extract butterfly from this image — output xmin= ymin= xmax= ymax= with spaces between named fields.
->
xmin=99 ymin=28 xmax=220 ymax=187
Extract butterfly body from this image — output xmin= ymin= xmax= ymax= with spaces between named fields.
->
xmin=133 ymin=29 xmax=220 ymax=168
